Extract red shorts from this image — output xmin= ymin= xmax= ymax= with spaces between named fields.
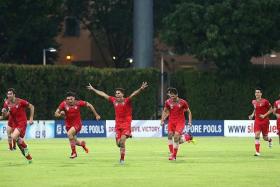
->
xmin=277 ymin=119 xmax=280 ymax=135
xmin=14 ymin=121 xmax=27 ymax=138
xmin=168 ymin=121 xmax=185 ymax=134
xmin=115 ymin=126 xmax=132 ymax=141
xmin=254 ymin=120 xmax=269 ymax=136
xmin=66 ymin=124 xmax=82 ymax=134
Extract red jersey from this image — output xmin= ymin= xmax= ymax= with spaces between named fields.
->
xmin=252 ymin=98 xmax=271 ymax=122
xmin=165 ymin=98 xmax=189 ymax=123
xmin=109 ymin=96 xmax=132 ymax=127
xmin=274 ymin=99 xmax=280 ymax=115
xmin=59 ymin=100 xmax=87 ymax=127
xmin=2 ymin=98 xmax=29 ymax=125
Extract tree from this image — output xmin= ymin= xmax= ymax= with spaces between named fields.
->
xmin=0 ymin=0 xmax=64 ymax=64
xmin=161 ymin=0 xmax=280 ymax=73
xmin=65 ymin=0 xmax=133 ymax=68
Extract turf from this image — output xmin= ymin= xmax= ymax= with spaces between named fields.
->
xmin=0 ymin=137 xmax=279 ymax=187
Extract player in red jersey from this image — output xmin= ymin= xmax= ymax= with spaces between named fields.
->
xmin=1 ymin=88 xmax=34 ymax=163
xmin=55 ymin=91 xmax=101 ymax=159
xmin=87 ymin=82 xmax=148 ymax=164
xmin=161 ymin=87 xmax=193 ymax=161
xmin=273 ymin=94 xmax=280 ymax=144
xmin=248 ymin=88 xmax=273 ymax=156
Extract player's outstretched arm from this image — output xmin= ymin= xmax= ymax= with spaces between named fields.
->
xmin=28 ymin=103 xmax=34 ymax=125
xmin=0 ymin=115 xmax=3 ymax=120
xmin=186 ymin=108 xmax=192 ymax=126
xmin=86 ymin=102 xmax=101 ymax=120
xmin=160 ymin=107 xmax=169 ymax=125
xmin=54 ymin=108 xmax=64 ymax=118
xmin=87 ymin=83 xmax=110 ymax=100
xmin=1 ymin=108 xmax=9 ymax=118
xmin=248 ymin=109 xmax=255 ymax=120
xmin=128 ymin=82 xmax=148 ymax=99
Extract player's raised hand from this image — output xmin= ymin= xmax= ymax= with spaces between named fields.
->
xmin=87 ymin=83 xmax=94 ymax=91
xmin=140 ymin=82 xmax=148 ymax=90
xmin=95 ymin=114 xmax=101 ymax=120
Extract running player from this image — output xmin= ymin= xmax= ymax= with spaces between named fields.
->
xmin=2 ymin=88 xmax=34 ymax=163
xmin=87 ymin=82 xmax=148 ymax=164
xmin=249 ymin=88 xmax=273 ymax=156
xmin=54 ymin=91 xmax=101 ymax=159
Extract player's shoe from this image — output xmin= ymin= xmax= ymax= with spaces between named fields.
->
xmin=189 ymin=138 xmax=197 ymax=145
xmin=23 ymin=147 xmax=30 ymax=157
xmin=69 ymin=152 xmax=77 ymax=159
xmin=168 ymin=155 xmax=176 ymax=161
xmin=254 ymin=152 xmax=260 ymax=156
xmin=119 ymin=159 xmax=125 ymax=165
xmin=81 ymin=141 xmax=89 ymax=153
xmin=268 ymin=139 xmax=272 ymax=148
xmin=13 ymin=146 xmax=16 ymax=150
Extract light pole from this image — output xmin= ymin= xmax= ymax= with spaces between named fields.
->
xmin=43 ymin=48 xmax=57 ymax=66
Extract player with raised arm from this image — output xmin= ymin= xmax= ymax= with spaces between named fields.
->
xmin=2 ymin=88 xmax=34 ymax=163
xmin=248 ymin=88 xmax=273 ymax=156
xmin=161 ymin=87 xmax=194 ymax=161
xmin=87 ymin=82 xmax=148 ymax=164
xmin=54 ymin=91 xmax=101 ymax=159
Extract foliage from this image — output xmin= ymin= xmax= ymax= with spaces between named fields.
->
xmin=161 ymin=0 xmax=280 ymax=74
xmin=0 ymin=0 xmax=64 ymax=64
xmin=0 ymin=64 xmax=159 ymax=119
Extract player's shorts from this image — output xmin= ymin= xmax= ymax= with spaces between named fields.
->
xmin=168 ymin=121 xmax=185 ymax=135
xmin=277 ymin=119 xmax=280 ymax=135
xmin=115 ymin=126 xmax=132 ymax=141
xmin=66 ymin=124 xmax=82 ymax=134
xmin=14 ymin=121 xmax=27 ymax=138
xmin=8 ymin=121 xmax=15 ymax=128
xmin=254 ymin=120 xmax=269 ymax=136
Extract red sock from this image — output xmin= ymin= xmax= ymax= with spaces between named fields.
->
xmin=173 ymin=148 xmax=178 ymax=158
xmin=255 ymin=139 xmax=260 ymax=153
xmin=18 ymin=138 xmax=27 ymax=148
xmin=69 ymin=139 xmax=76 ymax=154
xmin=168 ymin=144 xmax=173 ymax=153
xmin=120 ymin=147 xmax=125 ymax=160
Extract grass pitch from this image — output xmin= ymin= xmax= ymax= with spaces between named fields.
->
xmin=0 ymin=137 xmax=279 ymax=187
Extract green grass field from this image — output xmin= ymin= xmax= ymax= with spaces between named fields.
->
xmin=0 ymin=137 xmax=279 ymax=187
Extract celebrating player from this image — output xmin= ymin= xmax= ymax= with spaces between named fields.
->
xmin=273 ymin=94 xmax=280 ymax=144
xmin=87 ymin=82 xmax=148 ymax=164
xmin=248 ymin=88 xmax=273 ymax=156
xmin=54 ymin=91 xmax=101 ymax=159
xmin=2 ymin=88 xmax=34 ymax=163
xmin=161 ymin=87 xmax=194 ymax=161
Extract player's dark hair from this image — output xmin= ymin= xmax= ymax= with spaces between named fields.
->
xmin=7 ymin=88 xmax=16 ymax=95
xmin=115 ymin=88 xmax=125 ymax=95
xmin=66 ymin=91 xmax=77 ymax=98
xmin=167 ymin=87 xmax=178 ymax=95
xmin=255 ymin=87 xmax=262 ymax=93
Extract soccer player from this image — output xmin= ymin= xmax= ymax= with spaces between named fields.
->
xmin=160 ymin=87 xmax=193 ymax=161
xmin=87 ymin=82 xmax=148 ymax=164
xmin=2 ymin=88 xmax=34 ymax=163
xmin=248 ymin=88 xmax=273 ymax=156
xmin=54 ymin=91 xmax=101 ymax=159
xmin=273 ymin=94 xmax=280 ymax=144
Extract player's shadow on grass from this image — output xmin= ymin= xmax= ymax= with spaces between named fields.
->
xmin=1 ymin=162 xmax=29 ymax=167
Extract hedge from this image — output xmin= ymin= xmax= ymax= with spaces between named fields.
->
xmin=0 ymin=65 xmax=160 ymax=120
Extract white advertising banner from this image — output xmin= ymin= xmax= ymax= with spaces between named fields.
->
xmin=0 ymin=120 xmax=55 ymax=139
xmin=224 ymin=120 xmax=278 ymax=137
xmin=106 ymin=120 xmax=162 ymax=138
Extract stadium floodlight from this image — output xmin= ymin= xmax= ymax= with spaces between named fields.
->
xmin=43 ymin=48 xmax=57 ymax=66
